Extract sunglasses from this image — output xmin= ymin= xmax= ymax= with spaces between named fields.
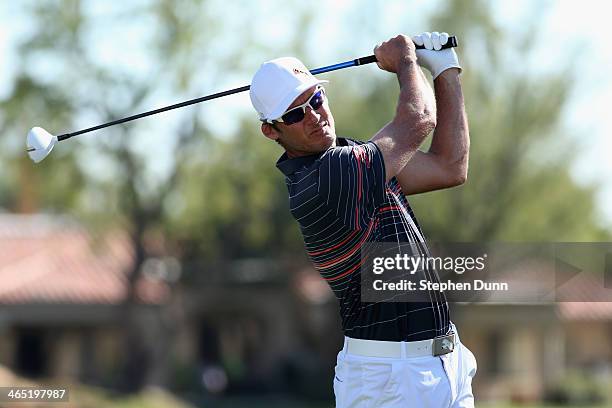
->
xmin=270 ymin=86 xmax=326 ymax=126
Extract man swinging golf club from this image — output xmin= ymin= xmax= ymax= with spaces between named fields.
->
xmin=250 ymin=32 xmax=476 ymax=407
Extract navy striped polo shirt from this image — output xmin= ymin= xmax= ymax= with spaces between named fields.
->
xmin=277 ymin=137 xmax=450 ymax=341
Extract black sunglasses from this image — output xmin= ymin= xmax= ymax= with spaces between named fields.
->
xmin=271 ymin=86 xmax=326 ymax=125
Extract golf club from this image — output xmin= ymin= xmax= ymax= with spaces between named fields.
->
xmin=26 ymin=36 xmax=458 ymax=163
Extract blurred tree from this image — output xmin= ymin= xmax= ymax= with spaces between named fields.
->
xmin=0 ymin=2 xmax=85 ymax=213
xmin=331 ymin=0 xmax=609 ymax=242
xmin=164 ymin=4 xmax=323 ymax=264
xmin=0 ymin=0 xmax=170 ymax=391
xmin=0 ymin=0 xmax=275 ymax=392
xmin=1 ymin=0 xmax=319 ymax=393
xmin=169 ymin=119 xmax=305 ymax=261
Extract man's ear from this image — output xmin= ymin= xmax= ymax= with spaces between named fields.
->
xmin=261 ymin=122 xmax=280 ymax=141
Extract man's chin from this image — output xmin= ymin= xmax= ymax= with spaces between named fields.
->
xmin=327 ymin=133 xmax=337 ymax=148
xmin=318 ymin=131 xmax=336 ymax=150
xmin=311 ymin=125 xmax=335 ymax=142
xmin=287 ymin=131 xmax=336 ymax=157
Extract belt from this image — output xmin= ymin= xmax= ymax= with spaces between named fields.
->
xmin=345 ymin=332 xmax=457 ymax=358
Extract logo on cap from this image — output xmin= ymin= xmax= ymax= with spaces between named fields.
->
xmin=293 ymin=67 xmax=308 ymax=76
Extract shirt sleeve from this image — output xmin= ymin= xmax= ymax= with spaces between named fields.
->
xmin=318 ymin=141 xmax=387 ymax=230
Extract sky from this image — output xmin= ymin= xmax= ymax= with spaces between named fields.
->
xmin=1 ymin=0 xmax=611 ymax=226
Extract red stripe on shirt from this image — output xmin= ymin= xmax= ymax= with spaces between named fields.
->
xmin=307 ymin=230 xmax=359 ymax=256
xmin=379 ymin=205 xmax=401 ymax=212
xmin=324 ymin=258 xmax=364 ymax=282
xmin=314 ymin=218 xmax=378 ymax=270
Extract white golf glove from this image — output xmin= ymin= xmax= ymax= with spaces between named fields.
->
xmin=412 ymin=32 xmax=461 ymax=79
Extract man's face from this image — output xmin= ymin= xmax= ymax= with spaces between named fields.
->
xmin=262 ymin=85 xmax=336 ymax=157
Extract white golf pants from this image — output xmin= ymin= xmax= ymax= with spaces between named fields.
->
xmin=333 ymin=329 xmax=477 ymax=407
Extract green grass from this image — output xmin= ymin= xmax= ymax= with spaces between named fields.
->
xmin=66 ymin=386 xmax=197 ymax=408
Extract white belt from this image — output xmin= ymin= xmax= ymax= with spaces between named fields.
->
xmin=345 ymin=332 xmax=458 ymax=358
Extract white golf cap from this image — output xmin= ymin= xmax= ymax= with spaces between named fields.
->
xmin=250 ymin=57 xmax=328 ymax=122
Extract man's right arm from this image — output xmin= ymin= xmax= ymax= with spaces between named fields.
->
xmin=370 ymin=35 xmax=437 ymax=181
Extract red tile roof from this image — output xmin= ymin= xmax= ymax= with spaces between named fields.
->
xmin=553 ymin=270 xmax=612 ymax=320
xmin=0 ymin=214 xmax=169 ymax=305
xmin=558 ymin=301 xmax=612 ymax=320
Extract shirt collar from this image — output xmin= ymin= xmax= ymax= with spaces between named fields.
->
xmin=276 ymin=137 xmax=350 ymax=176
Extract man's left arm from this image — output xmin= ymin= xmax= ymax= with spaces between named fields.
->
xmin=396 ymin=31 xmax=469 ymax=195
xmin=396 ymin=68 xmax=469 ymax=195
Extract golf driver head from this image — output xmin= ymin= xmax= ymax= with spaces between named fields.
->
xmin=27 ymin=127 xmax=57 ymax=163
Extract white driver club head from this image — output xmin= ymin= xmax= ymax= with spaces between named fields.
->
xmin=27 ymin=127 xmax=58 ymax=163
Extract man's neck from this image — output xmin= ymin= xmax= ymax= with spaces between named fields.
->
xmin=285 ymin=140 xmax=337 ymax=159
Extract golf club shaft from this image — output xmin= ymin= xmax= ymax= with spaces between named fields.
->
xmin=58 ymin=85 xmax=250 ymax=141
xmin=57 ymin=36 xmax=457 ymax=142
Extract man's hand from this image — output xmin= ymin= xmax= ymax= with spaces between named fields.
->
xmin=373 ymin=35 xmax=417 ymax=74
xmin=413 ymin=32 xmax=461 ymax=79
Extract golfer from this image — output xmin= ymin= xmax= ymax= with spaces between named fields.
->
xmin=250 ymin=32 xmax=476 ymax=407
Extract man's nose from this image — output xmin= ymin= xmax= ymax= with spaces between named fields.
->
xmin=304 ymin=106 xmax=321 ymax=123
